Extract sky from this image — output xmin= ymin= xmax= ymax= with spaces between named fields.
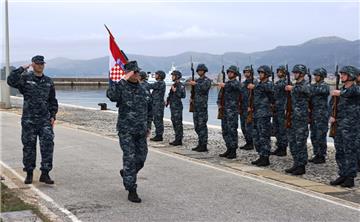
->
xmin=1 ymin=0 xmax=359 ymax=62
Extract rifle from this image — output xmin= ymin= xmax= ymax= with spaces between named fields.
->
xmin=307 ymin=68 xmax=313 ymax=124
xmin=271 ymin=65 xmax=276 ymax=114
xmin=284 ymin=64 xmax=292 ymax=128
xmin=246 ymin=65 xmax=254 ymax=123
xmin=217 ymin=65 xmax=226 ymax=119
xmin=237 ymin=66 xmax=243 ymax=115
xmin=189 ymin=57 xmax=195 ymax=112
xmin=329 ymin=65 xmax=340 ymax=137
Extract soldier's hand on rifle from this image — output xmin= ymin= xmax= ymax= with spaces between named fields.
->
xmin=331 ymin=90 xmax=341 ymax=97
xmin=247 ymin=83 xmax=255 ymax=90
xmin=285 ymin=85 xmax=293 ymax=91
xmin=218 ymin=83 xmax=225 ymax=88
xmin=189 ymin=80 xmax=196 ymax=86
xmin=329 ymin=117 xmax=336 ymax=124
xmin=248 ymin=107 xmax=253 ymax=112
xmin=171 ymin=85 xmax=176 ymax=92
xmin=146 ymin=129 xmax=151 ymax=138
xmin=22 ymin=64 xmax=31 ymax=70
xmin=50 ymin=118 xmax=55 ymax=128
xmin=165 ymin=101 xmax=169 ymax=107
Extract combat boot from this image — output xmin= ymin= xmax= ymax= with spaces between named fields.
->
xmin=39 ymin=172 xmax=55 ymax=184
xmin=340 ymin=177 xmax=354 ymax=188
xmin=357 ymin=160 xmax=360 ymax=172
xmin=24 ymin=171 xmax=33 ymax=184
xmin=192 ymin=145 xmax=200 ymax=151
xmin=330 ymin=176 xmax=346 ymax=186
xmin=169 ymin=140 xmax=182 ymax=146
xmin=240 ymin=143 xmax=254 ymax=150
xmin=150 ymin=135 xmax=163 ymax=142
xmin=128 ymin=189 xmax=141 ymax=203
xmin=291 ymin=165 xmax=306 ymax=175
xmin=270 ymin=147 xmax=287 ymax=157
xmin=226 ymin=149 xmax=237 ymax=159
xmin=219 ymin=149 xmax=230 ymax=157
xmin=285 ymin=165 xmax=297 ymax=174
xmin=312 ymin=155 xmax=326 ymax=164
xmin=195 ymin=145 xmax=208 ymax=152
xmin=255 ymin=156 xmax=270 ymax=167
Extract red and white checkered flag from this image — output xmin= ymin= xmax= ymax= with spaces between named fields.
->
xmin=105 ymin=25 xmax=128 ymax=83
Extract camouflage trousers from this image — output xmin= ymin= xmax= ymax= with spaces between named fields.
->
xmin=193 ymin=109 xmax=208 ymax=146
xmin=334 ymin=119 xmax=357 ymax=178
xmin=170 ymin=108 xmax=183 ymax=141
xmin=310 ymin=116 xmax=328 ymax=157
xmin=119 ymin=132 xmax=148 ymax=191
xmin=240 ymin=112 xmax=253 ymax=145
xmin=152 ymin=103 xmax=165 ymax=137
xmin=273 ymin=110 xmax=288 ymax=149
xmin=253 ymin=117 xmax=272 ymax=157
xmin=21 ymin=118 xmax=54 ymax=173
xmin=288 ymin=118 xmax=309 ymax=167
xmin=222 ymin=111 xmax=239 ymax=150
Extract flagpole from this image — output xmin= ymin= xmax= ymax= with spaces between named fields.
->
xmin=1 ymin=0 xmax=11 ymax=108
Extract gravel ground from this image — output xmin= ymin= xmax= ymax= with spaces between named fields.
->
xmin=7 ymin=101 xmax=360 ymax=195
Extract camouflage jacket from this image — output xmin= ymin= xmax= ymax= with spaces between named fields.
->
xmin=149 ymin=80 xmax=166 ymax=106
xmin=253 ymin=80 xmax=274 ymax=118
xmin=194 ymin=76 xmax=212 ymax=111
xmin=167 ymin=81 xmax=186 ymax=110
xmin=240 ymin=78 xmax=258 ymax=113
xmin=218 ymin=78 xmax=241 ymax=112
xmin=107 ymin=79 xmax=152 ymax=135
xmin=7 ymin=67 xmax=58 ymax=120
xmin=310 ymin=80 xmax=330 ymax=118
xmin=274 ymin=78 xmax=287 ymax=112
xmin=336 ymin=84 xmax=360 ymax=122
xmin=290 ymin=79 xmax=311 ymax=120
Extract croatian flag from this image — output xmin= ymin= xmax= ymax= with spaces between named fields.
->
xmin=105 ymin=25 xmax=128 ymax=84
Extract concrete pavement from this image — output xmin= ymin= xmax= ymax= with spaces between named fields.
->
xmin=1 ymin=111 xmax=359 ymax=222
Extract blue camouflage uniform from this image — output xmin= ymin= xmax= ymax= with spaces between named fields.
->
xmin=309 ymin=80 xmax=330 ymax=157
xmin=252 ymin=80 xmax=274 ymax=157
xmin=193 ymin=76 xmax=212 ymax=146
xmin=106 ymin=69 xmax=152 ymax=191
xmin=357 ymin=81 xmax=360 ymax=171
xmin=288 ymin=79 xmax=311 ymax=167
xmin=334 ymin=84 xmax=360 ymax=178
xmin=219 ymin=79 xmax=241 ymax=151
xmin=148 ymin=80 xmax=166 ymax=137
xmin=240 ymin=78 xmax=257 ymax=145
xmin=141 ymin=80 xmax=151 ymax=93
xmin=273 ymin=77 xmax=288 ymax=150
xmin=7 ymin=66 xmax=58 ymax=173
xmin=167 ymin=81 xmax=186 ymax=142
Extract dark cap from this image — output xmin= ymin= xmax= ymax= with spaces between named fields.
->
xmin=124 ymin=61 xmax=141 ymax=72
xmin=31 ymin=55 xmax=45 ymax=64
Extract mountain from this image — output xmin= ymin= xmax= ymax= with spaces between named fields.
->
xmin=9 ymin=36 xmax=360 ymax=78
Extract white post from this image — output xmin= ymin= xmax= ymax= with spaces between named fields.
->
xmin=1 ymin=0 xmax=11 ymax=109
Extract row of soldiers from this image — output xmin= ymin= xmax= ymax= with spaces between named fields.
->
xmin=139 ymin=63 xmax=360 ymax=188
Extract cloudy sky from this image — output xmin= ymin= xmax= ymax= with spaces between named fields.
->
xmin=1 ymin=0 xmax=359 ymax=62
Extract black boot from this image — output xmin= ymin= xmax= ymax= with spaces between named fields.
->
xmin=251 ymin=157 xmax=262 ymax=165
xmin=226 ymin=149 xmax=237 ymax=159
xmin=24 ymin=171 xmax=33 ymax=184
xmin=291 ymin=165 xmax=306 ymax=175
xmin=270 ymin=148 xmax=287 ymax=157
xmin=39 ymin=172 xmax=55 ymax=184
xmin=241 ymin=143 xmax=254 ymax=150
xmin=330 ymin=176 xmax=346 ymax=186
xmin=219 ymin=149 xmax=230 ymax=157
xmin=169 ymin=140 xmax=182 ymax=146
xmin=128 ymin=189 xmax=141 ymax=203
xmin=312 ymin=155 xmax=326 ymax=164
xmin=195 ymin=145 xmax=208 ymax=152
xmin=285 ymin=165 xmax=297 ymax=174
xmin=256 ymin=156 xmax=270 ymax=167
xmin=192 ymin=145 xmax=200 ymax=151
xmin=340 ymin=177 xmax=355 ymax=188
xmin=150 ymin=135 xmax=163 ymax=142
